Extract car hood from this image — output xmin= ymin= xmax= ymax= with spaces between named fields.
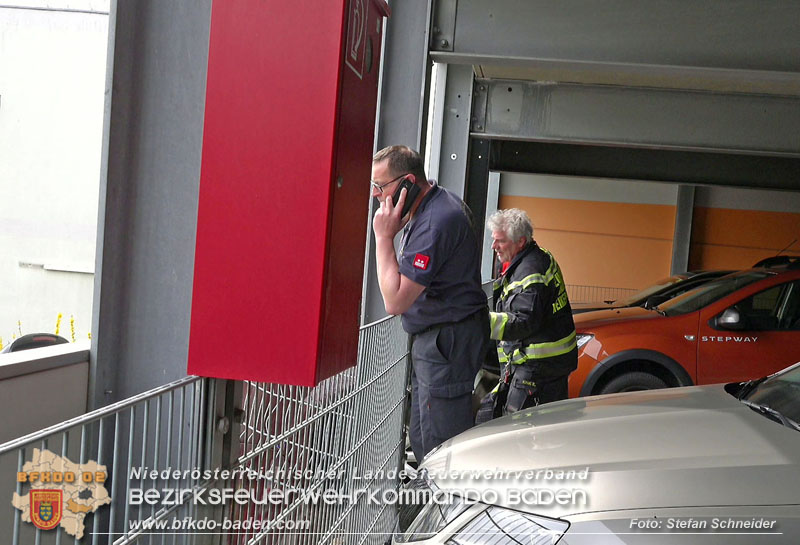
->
xmin=422 ymin=386 xmax=800 ymax=518
xmin=573 ymin=305 xmax=663 ymax=328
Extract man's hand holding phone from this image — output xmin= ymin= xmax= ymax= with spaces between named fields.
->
xmin=372 ymin=186 xmax=409 ymax=240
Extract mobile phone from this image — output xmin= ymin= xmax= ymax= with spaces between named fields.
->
xmin=392 ymin=176 xmax=422 ymax=218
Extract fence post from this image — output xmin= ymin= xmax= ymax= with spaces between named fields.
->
xmin=195 ymin=378 xmax=243 ymax=545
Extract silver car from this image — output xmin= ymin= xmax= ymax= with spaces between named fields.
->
xmin=394 ymin=362 xmax=800 ymax=544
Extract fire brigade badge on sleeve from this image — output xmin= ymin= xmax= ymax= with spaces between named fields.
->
xmin=413 ymin=253 xmax=430 ymax=270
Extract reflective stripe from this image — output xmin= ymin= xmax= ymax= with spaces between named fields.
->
xmin=511 ymin=330 xmax=577 ymax=363
xmin=489 ymin=312 xmax=509 ymax=340
xmin=497 ymin=346 xmax=510 ymax=364
xmin=502 ymin=330 xmax=577 ymax=365
xmin=493 ymin=247 xmax=574 ymax=367
xmin=500 ymin=271 xmax=551 ymax=301
xmin=500 ymin=258 xmax=560 ymax=300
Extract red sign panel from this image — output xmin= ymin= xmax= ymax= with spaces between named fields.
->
xmin=189 ymin=0 xmax=389 ymax=386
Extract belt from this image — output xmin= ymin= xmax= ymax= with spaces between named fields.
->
xmin=412 ymin=308 xmax=485 ymax=337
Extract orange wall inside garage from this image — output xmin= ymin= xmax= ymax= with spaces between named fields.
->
xmin=498 ymin=195 xmax=676 ymax=290
xmin=690 ymin=207 xmax=800 ymax=269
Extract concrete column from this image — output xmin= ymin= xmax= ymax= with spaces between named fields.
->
xmin=90 ymin=0 xmax=212 ymax=408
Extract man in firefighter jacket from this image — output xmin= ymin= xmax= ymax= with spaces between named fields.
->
xmin=484 ymin=208 xmax=577 ymax=416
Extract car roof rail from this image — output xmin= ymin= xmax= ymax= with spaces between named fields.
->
xmin=753 ymin=255 xmax=800 ymax=269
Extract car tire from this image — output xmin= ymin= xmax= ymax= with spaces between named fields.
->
xmin=599 ymin=371 xmax=668 ymax=394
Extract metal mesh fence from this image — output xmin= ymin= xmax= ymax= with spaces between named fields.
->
xmin=0 ymin=376 xmax=208 ymax=545
xmin=226 ymin=314 xmax=410 ymax=545
xmin=0 ymin=315 xmax=409 ymax=545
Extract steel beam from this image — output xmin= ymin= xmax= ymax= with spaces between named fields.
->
xmin=480 ymin=171 xmax=500 ymax=282
xmin=430 ymin=0 xmax=456 ymax=53
xmin=363 ymin=0 xmax=433 ymax=324
xmin=425 ymin=62 xmax=448 ymax=183
xmin=671 ymin=185 xmax=696 ymax=275
xmin=491 ymin=141 xmax=800 ymax=192
xmin=435 ymin=63 xmax=474 ymax=195
xmin=432 ymin=0 xmax=800 ymax=95
xmin=472 ymin=80 xmax=800 ymax=157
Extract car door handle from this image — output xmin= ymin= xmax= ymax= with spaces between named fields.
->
xmin=684 ymin=335 xmax=696 ymax=341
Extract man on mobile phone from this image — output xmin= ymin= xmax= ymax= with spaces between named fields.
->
xmin=370 ymin=145 xmax=490 ymax=463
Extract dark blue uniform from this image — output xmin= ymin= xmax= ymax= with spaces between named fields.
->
xmin=398 ymin=183 xmax=489 ymax=462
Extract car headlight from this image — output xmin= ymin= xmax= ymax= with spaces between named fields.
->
xmin=576 ymin=333 xmax=593 ymax=350
xmin=395 ymin=472 xmax=570 ymax=544
xmin=450 ymin=506 xmax=569 ymax=544
xmin=395 ymin=472 xmax=471 ymax=543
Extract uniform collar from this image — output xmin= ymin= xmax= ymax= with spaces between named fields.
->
xmin=503 ymin=241 xmax=538 ymax=278
xmin=407 ymin=180 xmax=440 ymax=228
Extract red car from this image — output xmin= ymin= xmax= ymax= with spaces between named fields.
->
xmin=571 ymin=264 xmax=800 ymax=398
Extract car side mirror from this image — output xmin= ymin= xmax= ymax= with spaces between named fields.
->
xmin=644 ymin=294 xmax=669 ymax=309
xmin=716 ymin=308 xmax=745 ymax=330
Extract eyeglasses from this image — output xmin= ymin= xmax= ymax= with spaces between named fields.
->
xmin=370 ymin=173 xmax=407 ymax=194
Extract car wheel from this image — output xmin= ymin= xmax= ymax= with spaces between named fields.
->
xmin=599 ymin=371 xmax=668 ymax=394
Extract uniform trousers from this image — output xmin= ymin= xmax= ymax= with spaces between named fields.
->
xmin=408 ymin=308 xmax=489 ymax=463
xmin=504 ymin=364 xmax=570 ymax=413
xmin=474 ymin=364 xmax=570 ymax=424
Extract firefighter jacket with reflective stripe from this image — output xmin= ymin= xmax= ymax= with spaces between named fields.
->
xmin=490 ymin=242 xmax=578 ymax=378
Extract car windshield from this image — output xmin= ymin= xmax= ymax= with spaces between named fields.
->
xmin=740 ymin=363 xmax=800 ymax=431
xmin=656 ymin=271 xmax=770 ymax=317
xmin=618 ymin=275 xmax=686 ymax=306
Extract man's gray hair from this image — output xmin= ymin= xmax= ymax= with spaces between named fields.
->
xmin=486 ymin=208 xmax=533 ymax=243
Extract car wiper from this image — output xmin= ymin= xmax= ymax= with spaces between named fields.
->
xmin=736 ymin=376 xmax=768 ymax=400
xmin=740 ymin=399 xmax=800 ymax=432
xmin=650 ymin=306 xmax=667 ymax=316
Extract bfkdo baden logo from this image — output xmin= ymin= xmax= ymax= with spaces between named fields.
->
xmin=30 ymin=489 xmax=63 ymax=530
xmin=12 ymin=449 xmax=111 ymax=539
